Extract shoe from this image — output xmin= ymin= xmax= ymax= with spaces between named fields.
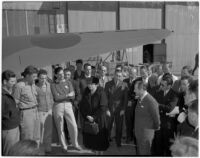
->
xmin=45 ymin=151 xmax=52 ymax=155
xmin=117 ymin=143 xmax=122 ymax=147
xmin=62 ymin=147 xmax=68 ymax=153
xmin=73 ymin=146 xmax=82 ymax=151
xmin=126 ymin=139 xmax=131 ymax=144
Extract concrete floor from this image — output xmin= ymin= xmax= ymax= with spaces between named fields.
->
xmin=47 ymin=132 xmax=136 ymax=156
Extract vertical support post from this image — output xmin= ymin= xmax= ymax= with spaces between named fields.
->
xmin=5 ymin=10 xmax=9 ymax=36
xmin=161 ymin=2 xmax=166 ymax=44
xmin=25 ymin=10 xmax=29 ymax=35
xmin=116 ymin=2 xmax=121 ymax=61
xmin=65 ymin=1 xmax=69 ymax=32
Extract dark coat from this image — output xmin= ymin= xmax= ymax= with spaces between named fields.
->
xmin=177 ymin=92 xmax=187 ymax=113
xmin=69 ymin=79 xmax=81 ymax=106
xmin=2 ymin=89 xmax=20 ymax=130
xmin=177 ymin=117 xmax=198 ymax=139
xmin=135 ymin=93 xmax=160 ymax=131
xmin=80 ymin=86 xmax=108 ymax=129
xmin=156 ymin=88 xmax=178 ymax=129
xmin=79 ymin=76 xmax=94 ymax=95
xmin=156 ymin=88 xmax=178 ymax=116
xmin=80 ymin=86 xmax=109 ymax=151
xmin=105 ymin=79 xmax=128 ymax=113
xmin=135 ymin=93 xmax=160 ymax=155
xmin=123 ymin=78 xmax=137 ymax=102
xmin=153 ymin=89 xmax=178 ymax=156
xmin=74 ymin=70 xmax=85 ymax=81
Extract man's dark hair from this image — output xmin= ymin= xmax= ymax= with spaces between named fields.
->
xmin=84 ymin=63 xmax=91 ymax=69
xmin=134 ymin=77 xmax=147 ymax=90
xmin=188 ymin=99 xmax=198 ymax=115
xmin=115 ymin=65 xmax=123 ymax=73
xmin=23 ymin=66 xmax=38 ymax=77
xmin=188 ymin=79 xmax=198 ymax=95
xmin=180 ymin=76 xmax=193 ymax=84
xmin=163 ymin=62 xmax=172 ymax=68
xmin=182 ymin=65 xmax=193 ymax=75
xmin=2 ymin=70 xmax=16 ymax=84
xmin=54 ymin=67 xmax=63 ymax=75
xmin=64 ymin=68 xmax=71 ymax=73
xmin=38 ymin=69 xmax=47 ymax=77
xmin=162 ymin=74 xmax=173 ymax=86
xmin=140 ymin=65 xmax=147 ymax=70
xmin=76 ymin=59 xmax=83 ymax=64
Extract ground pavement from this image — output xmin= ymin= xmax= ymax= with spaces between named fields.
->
xmin=48 ymin=132 xmax=136 ymax=156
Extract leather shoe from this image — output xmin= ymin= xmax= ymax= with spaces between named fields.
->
xmin=62 ymin=147 xmax=68 ymax=153
xmin=73 ymin=146 xmax=82 ymax=151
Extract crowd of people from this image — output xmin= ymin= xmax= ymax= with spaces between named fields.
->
xmin=2 ymin=59 xmax=199 ymax=156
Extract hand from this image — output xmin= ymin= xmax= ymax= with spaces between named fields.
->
xmin=74 ymin=101 xmax=79 ymax=109
xmin=127 ymin=101 xmax=132 ymax=107
xmin=120 ymin=110 xmax=125 ymax=116
xmin=86 ymin=115 xmax=94 ymax=122
xmin=67 ymin=91 xmax=75 ymax=97
xmin=177 ymin=112 xmax=187 ymax=123
xmin=166 ymin=106 xmax=179 ymax=117
xmin=106 ymin=110 xmax=111 ymax=117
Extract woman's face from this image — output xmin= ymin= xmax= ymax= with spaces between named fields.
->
xmin=56 ymin=70 xmax=64 ymax=81
xmin=88 ymin=83 xmax=97 ymax=92
xmin=180 ymin=79 xmax=189 ymax=92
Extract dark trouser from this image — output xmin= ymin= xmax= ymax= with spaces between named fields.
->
xmin=125 ymin=102 xmax=136 ymax=141
xmin=152 ymin=118 xmax=176 ymax=156
xmin=135 ymin=128 xmax=155 ymax=155
xmin=108 ymin=110 xmax=124 ymax=146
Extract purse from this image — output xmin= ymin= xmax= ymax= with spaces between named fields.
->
xmin=83 ymin=121 xmax=99 ymax=135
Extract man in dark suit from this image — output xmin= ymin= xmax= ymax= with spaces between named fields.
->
xmin=172 ymin=65 xmax=193 ymax=94
xmin=105 ymin=70 xmax=128 ymax=147
xmin=78 ymin=63 xmax=94 ymax=130
xmin=134 ymin=77 xmax=160 ymax=155
xmin=74 ymin=59 xmax=85 ymax=81
xmin=98 ymin=65 xmax=111 ymax=89
xmin=153 ymin=74 xmax=178 ymax=156
xmin=123 ymin=67 xmax=137 ymax=144
xmin=79 ymin=63 xmax=94 ymax=95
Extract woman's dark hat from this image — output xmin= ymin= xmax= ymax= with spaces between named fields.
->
xmin=88 ymin=77 xmax=99 ymax=85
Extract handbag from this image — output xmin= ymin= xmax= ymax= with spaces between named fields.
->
xmin=83 ymin=121 xmax=99 ymax=135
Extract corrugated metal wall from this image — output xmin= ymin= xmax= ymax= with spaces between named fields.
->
xmin=166 ymin=4 xmax=199 ymax=75
xmin=2 ymin=2 xmax=199 ymax=75
xmin=120 ymin=7 xmax=162 ymax=65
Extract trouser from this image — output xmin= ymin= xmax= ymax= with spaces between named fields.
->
xmin=20 ymin=108 xmax=40 ymax=142
xmin=38 ymin=110 xmax=52 ymax=151
xmin=152 ymin=118 xmax=176 ymax=156
xmin=73 ymin=106 xmax=79 ymax=124
xmin=64 ymin=105 xmax=79 ymax=143
xmin=53 ymin=102 xmax=79 ymax=149
xmin=125 ymin=103 xmax=136 ymax=141
xmin=135 ymin=128 xmax=155 ymax=155
xmin=108 ymin=110 xmax=124 ymax=146
xmin=2 ymin=127 xmax=20 ymax=155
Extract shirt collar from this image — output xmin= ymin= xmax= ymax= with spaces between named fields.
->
xmin=140 ymin=91 xmax=148 ymax=101
xmin=85 ymin=75 xmax=91 ymax=78
xmin=2 ymin=88 xmax=10 ymax=95
xmin=165 ymin=89 xmax=170 ymax=95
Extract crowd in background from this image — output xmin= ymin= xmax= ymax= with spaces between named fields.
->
xmin=2 ymin=58 xmax=199 ymax=156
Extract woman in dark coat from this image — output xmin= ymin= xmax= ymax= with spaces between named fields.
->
xmin=80 ymin=77 xmax=109 ymax=155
